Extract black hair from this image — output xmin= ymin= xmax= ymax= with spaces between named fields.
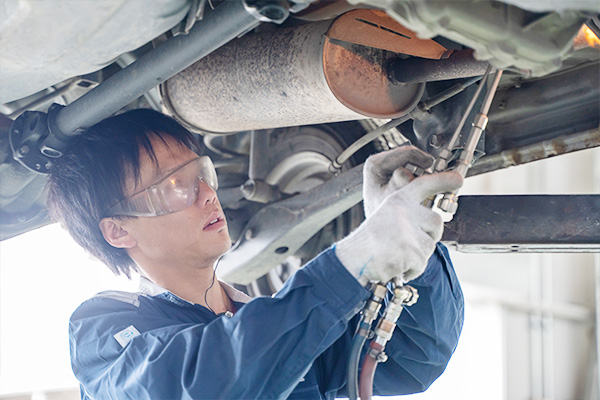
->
xmin=47 ymin=109 xmax=202 ymax=277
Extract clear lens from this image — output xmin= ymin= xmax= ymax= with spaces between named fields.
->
xmin=106 ymin=156 xmax=219 ymax=217
xmin=156 ymin=160 xmax=201 ymax=212
xmin=197 ymin=156 xmax=218 ymax=192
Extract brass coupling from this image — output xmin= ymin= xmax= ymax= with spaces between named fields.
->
xmin=373 ymin=285 xmax=418 ymax=346
xmin=361 ymin=284 xmax=388 ymax=332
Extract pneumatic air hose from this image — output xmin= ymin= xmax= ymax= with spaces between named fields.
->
xmin=347 ymin=284 xmax=387 ymax=400
xmin=352 ymin=282 xmax=419 ymax=400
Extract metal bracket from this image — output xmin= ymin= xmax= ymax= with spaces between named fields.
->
xmin=243 ymin=0 xmax=290 ymax=24
xmin=219 ymin=164 xmax=363 ymax=284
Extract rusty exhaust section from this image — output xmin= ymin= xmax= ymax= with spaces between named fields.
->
xmin=324 ymin=9 xmax=449 ymax=58
xmin=161 ymin=10 xmax=445 ymax=134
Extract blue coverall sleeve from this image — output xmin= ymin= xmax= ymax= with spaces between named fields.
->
xmin=69 ymin=250 xmax=371 ymax=400
xmin=317 ymin=243 xmax=464 ymax=398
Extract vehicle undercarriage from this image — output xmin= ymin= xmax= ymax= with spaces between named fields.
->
xmin=0 ymin=0 xmax=598 ymax=294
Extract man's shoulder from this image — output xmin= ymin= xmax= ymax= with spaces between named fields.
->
xmin=70 ymin=290 xmax=146 ymax=322
xmin=94 ymin=290 xmax=141 ymax=306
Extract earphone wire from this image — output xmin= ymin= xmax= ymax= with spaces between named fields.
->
xmin=204 ymin=256 xmax=222 ymax=314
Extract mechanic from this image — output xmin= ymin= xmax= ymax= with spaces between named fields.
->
xmin=47 ymin=109 xmax=464 ymax=399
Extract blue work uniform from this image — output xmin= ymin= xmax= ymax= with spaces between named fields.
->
xmin=69 ymin=244 xmax=463 ymax=399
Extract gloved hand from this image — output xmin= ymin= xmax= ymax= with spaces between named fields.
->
xmin=363 ymin=146 xmax=435 ymax=218
xmin=335 ymin=171 xmax=463 ymax=285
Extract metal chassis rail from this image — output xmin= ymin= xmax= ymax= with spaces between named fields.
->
xmin=442 ymin=194 xmax=600 ymax=253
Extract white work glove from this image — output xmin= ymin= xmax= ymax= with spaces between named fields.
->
xmin=335 ymin=171 xmax=463 ymax=285
xmin=363 ymin=146 xmax=435 ymax=218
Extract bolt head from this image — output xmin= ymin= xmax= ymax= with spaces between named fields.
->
xmin=240 ymin=180 xmax=256 ymax=198
xmin=428 ymin=134 xmax=443 ymax=149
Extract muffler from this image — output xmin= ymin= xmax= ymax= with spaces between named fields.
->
xmin=161 ymin=10 xmax=448 ymax=134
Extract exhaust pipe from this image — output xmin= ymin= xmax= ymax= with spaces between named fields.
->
xmin=388 ymin=49 xmax=490 ymax=83
xmin=161 ymin=10 xmax=443 ymax=134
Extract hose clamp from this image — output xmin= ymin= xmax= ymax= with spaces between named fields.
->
xmin=368 ymin=348 xmax=388 ymax=363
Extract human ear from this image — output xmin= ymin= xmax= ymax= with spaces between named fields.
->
xmin=99 ymin=218 xmax=137 ymax=249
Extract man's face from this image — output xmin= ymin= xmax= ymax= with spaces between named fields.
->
xmin=119 ymin=135 xmax=231 ymax=268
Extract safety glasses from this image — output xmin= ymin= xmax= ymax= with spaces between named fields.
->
xmin=105 ymin=156 xmax=218 ymax=217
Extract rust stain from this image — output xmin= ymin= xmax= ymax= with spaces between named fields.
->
xmin=322 ymin=38 xmax=423 ymax=118
xmin=325 ymin=9 xmax=447 ymax=59
xmin=510 ymin=148 xmax=523 ymax=165
xmin=470 ymin=128 xmax=600 ymax=177
xmin=551 ymin=137 xmax=568 ymax=155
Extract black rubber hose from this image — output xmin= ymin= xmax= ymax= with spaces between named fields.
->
xmin=347 ymin=330 xmax=368 ymax=400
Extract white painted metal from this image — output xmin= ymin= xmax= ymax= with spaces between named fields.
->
xmin=0 ymin=0 xmax=190 ymax=103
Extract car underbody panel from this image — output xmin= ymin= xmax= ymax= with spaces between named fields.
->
xmin=0 ymin=0 xmax=191 ymax=104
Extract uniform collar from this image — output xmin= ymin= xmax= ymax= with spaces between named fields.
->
xmin=138 ymin=275 xmax=252 ymax=304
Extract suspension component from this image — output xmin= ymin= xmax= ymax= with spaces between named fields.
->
xmin=240 ymin=179 xmax=282 ymax=203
